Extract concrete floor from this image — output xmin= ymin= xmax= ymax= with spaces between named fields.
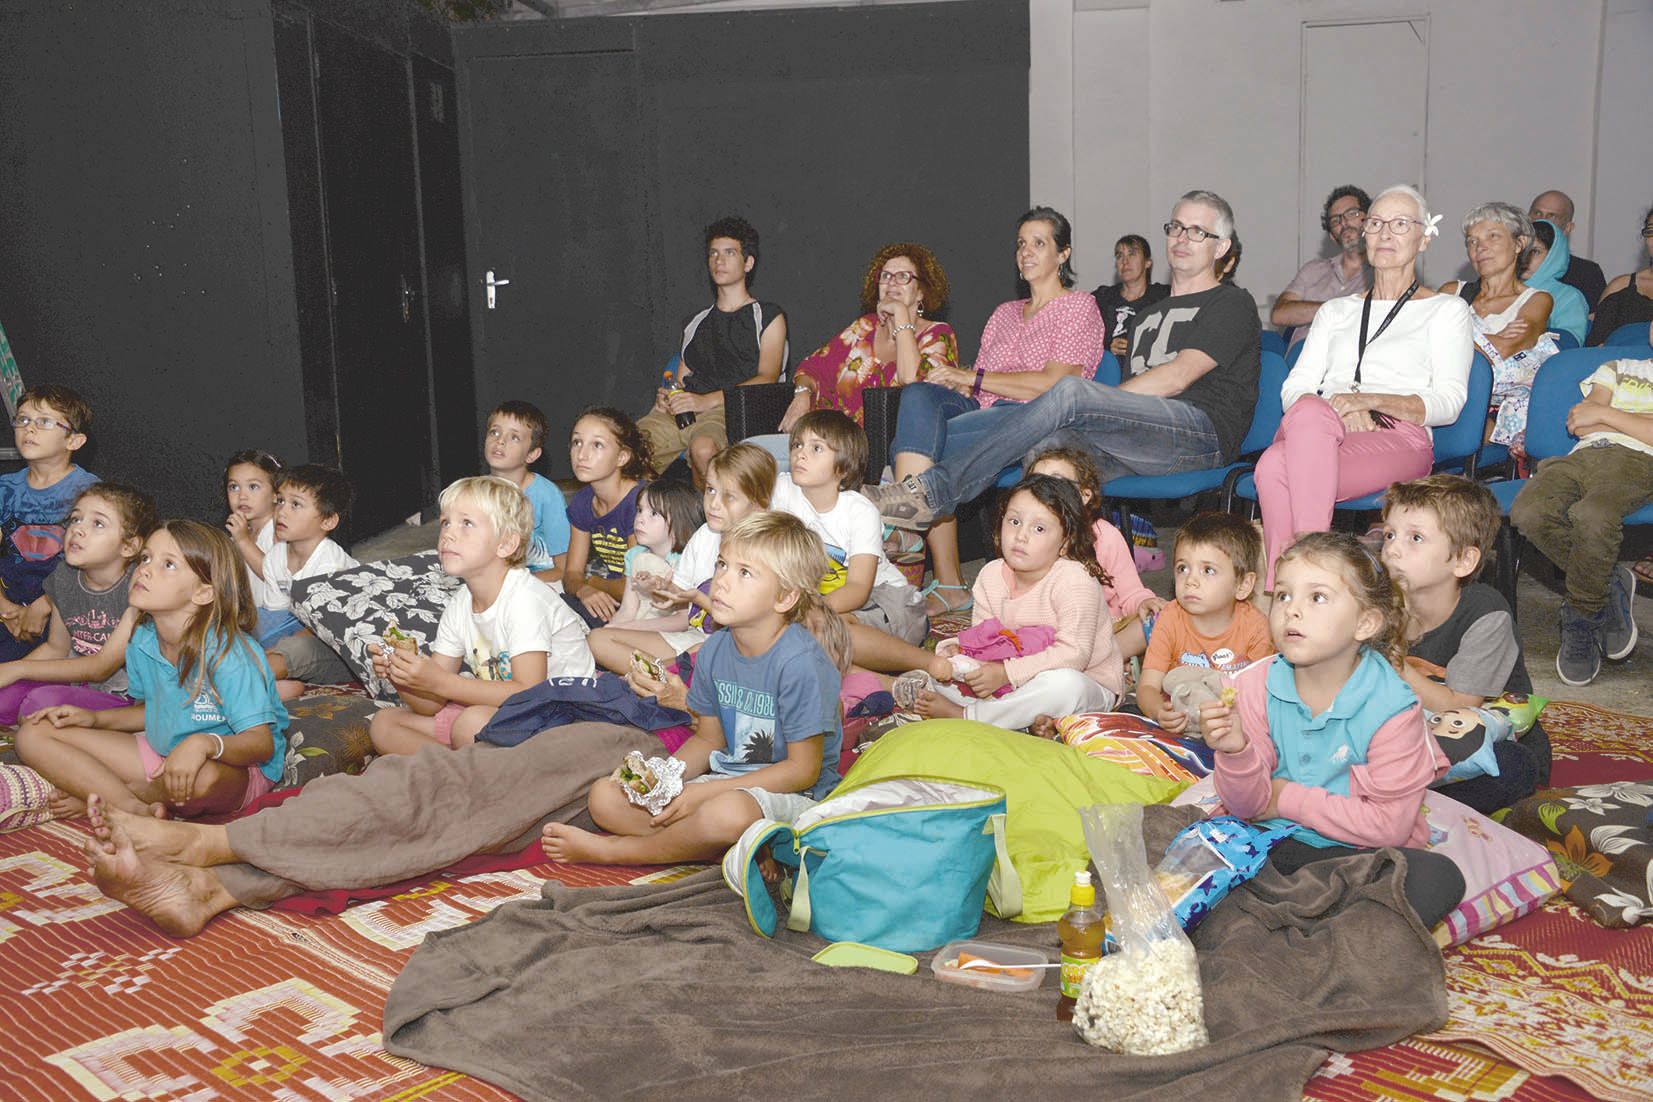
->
xmin=351 ymin=504 xmax=1653 ymax=717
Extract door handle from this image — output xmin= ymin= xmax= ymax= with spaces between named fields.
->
xmin=400 ymin=274 xmax=413 ymax=324
xmin=483 ymin=269 xmax=511 ymax=310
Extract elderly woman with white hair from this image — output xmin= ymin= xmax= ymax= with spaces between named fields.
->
xmin=1253 ymin=184 xmax=1473 ymax=588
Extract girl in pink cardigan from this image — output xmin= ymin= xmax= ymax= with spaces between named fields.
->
xmin=1196 ymin=531 xmax=1465 ymax=928
xmin=904 ymin=475 xmax=1123 ymax=731
xmin=1027 ymin=446 xmax=1166 ymax=660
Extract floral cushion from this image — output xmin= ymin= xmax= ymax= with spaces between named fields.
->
xmin=277 ymin=689 xmax=379 ymax=789
xmin=291 ymin=550 xmax=461 ymax=705
xmin=1504 ymin=781 xmax=1653 ymax=928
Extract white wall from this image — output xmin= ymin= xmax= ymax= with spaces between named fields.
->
xmin=1033 ymin=0 xmax=1652 ymax=316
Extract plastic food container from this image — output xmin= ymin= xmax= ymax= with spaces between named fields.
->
xmin=931 ymin=939 xmax=1050 ymax=992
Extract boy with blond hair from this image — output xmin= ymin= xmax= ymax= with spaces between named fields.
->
xmin=542 ymin=510 xmax=842 ymax=865
xmin=1510 ymin=357 xmax=1653 ymax=686
xmin=0 ymin=385 xmax=100 ymax=660
xmin=369 ymin=475 xmax=593 ymax=756
xmin=482 ymin=400 xmax=571 ymax=583
xmin=1137 ymin=511 xmax=1272 ymax=732
xmin=1382 ymin=473 xmax=1546 ymax=812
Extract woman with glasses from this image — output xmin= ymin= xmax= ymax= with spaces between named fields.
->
xmin=878 ymin=207 xmax=1106 ymax=615
xmin=1587 ymin=205 xmax=1653 ymax=348
xmin=1253 ymin=185 xmax=1473 ymax=588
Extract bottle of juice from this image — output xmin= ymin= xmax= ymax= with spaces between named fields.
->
xmin=1056 ymin=869 xmax=1106 ymax=1021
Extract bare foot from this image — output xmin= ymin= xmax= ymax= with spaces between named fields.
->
xmin=47 ymin=787 xmax=86 ymax=820
xmin=275 ymin=679 xmax=306 ymax=703
xmin=758 ymin=852 xmax=783 ymax=883
xmin=915 ymin=689 xmax=965 ymax=720
xmin=541 ymin=821 xmax=620 ymax=864
xmin=88 ymin=794 xmax=204 ymax=864
xmin=1028 ymin=714 xmax=1061 ymax=740
xmin=84 ymin=812 xmax=224 ymax=937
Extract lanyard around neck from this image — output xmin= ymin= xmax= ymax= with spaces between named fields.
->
xmin=1352 ymin=280 xmax=1418 ymax=392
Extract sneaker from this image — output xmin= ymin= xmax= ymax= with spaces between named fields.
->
xmin=891 ymin=669 xmax=938 ymax=710
xmin=1603 ymin=563 xmax=1639 ymax=661
xmin=1555 ymin=602 xmax=1605 ymax=687
xmin=864 ymin=475 xmax=937 ymax=531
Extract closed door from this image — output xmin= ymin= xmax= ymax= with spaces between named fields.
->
xmin=1299 ymin=19 xmax=1429 ymax=266
xmin=460 ymin=49 xmax=656 ymax=478
xmin=314 ymin=23 xmax=434 ymax=537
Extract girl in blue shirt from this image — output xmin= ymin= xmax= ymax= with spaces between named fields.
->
xmin=18 ymin=520 xmax=288 ymax=819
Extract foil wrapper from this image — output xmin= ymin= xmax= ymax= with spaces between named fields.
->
xmin=616 ymin=754 xmax=686 ymax=816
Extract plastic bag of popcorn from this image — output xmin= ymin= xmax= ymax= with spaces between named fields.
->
xmin=1072 ymin=803 xmax=1209 ymax=1055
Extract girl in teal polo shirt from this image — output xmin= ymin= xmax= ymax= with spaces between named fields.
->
xmin=18 ymin=520 xmax=288 ymax=819
xmin=1198 ymin=531 xmax=1466 ymax=928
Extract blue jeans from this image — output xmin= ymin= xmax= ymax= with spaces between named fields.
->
xmin=917 ymin=375 xmax=1225 ymax=514
xmin=887 ymin=381 xmax=983 ymax=461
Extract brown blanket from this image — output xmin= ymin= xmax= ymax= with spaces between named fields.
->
xmin=383 ymin=805 xmax=1446 ymax=1100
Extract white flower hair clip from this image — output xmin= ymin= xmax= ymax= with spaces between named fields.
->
xmin=1423 ymin=214 xmax=1443 ymax=238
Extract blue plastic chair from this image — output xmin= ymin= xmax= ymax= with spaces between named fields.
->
xmin=1548 ymin=330 xmax=1579 ymax=352
xmin=1228 ymin=354 xmax=1494 ymax=514
xmin=1099 ymin=350 xmax=1289 ymax=513
xmin=1284 ymin=340 xmax=1305 ymax=372
xmin=1604 ymin=322 xmax=1653 ymax=349
xmin=1261 ymin=331 xmax=1287 ymax=359
xmin=1485 ymin=347 xmax=1653 ymax=615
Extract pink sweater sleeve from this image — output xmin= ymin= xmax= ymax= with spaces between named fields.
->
xmin=1211 ymin=661 xmax=1278 ymax=818
xmin=999 ymin=560 xmax=1120 ymax=695
xmin=1274 ymin=702 xmax=1441 ymax=848
xmin=1093 ymin=519 xmax=1155 ymax=619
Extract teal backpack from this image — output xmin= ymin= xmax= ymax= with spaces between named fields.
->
xmin=722 ymin=776 xmax=1022 ymax=953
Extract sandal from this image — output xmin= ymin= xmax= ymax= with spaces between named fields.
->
xmin=1634 ymin=555 xmax=1653 ymax=587
xmin=882 ymin=524 xmax=926 ymax=563
xmin=922 ymin=581 xmax=973 ymax=616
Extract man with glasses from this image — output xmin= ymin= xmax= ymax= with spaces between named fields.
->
xmin=866 ymin=190 xmax=1260 ymax=530
xmin=1528 ymin=190 xmax=1607 ymax=313
xmin=1272 ymin=186 xmax=1371 ymax=346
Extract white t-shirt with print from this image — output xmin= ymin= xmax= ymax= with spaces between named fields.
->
xmin=671 ymin=524 xmax=722 ymax=590
xmin=432 ymin=566 xmax=594 ymax=682
xmin=259 ymin=536 xmax=358 ymax=612
xmin=770 ymin=473 xmax=908 ymax=591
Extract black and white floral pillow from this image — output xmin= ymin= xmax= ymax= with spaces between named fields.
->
xmin=291 ymin=550 xmax=462 ymax=704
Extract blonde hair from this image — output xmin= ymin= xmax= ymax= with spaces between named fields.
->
xmin=706 ymin=442 xmax=777 ymax=507
xmin=718 ymin=511 xmax=830 ymax=625
xmin=438 ymin=475 xmax=533 ymax=568
xmin=1275 ymin=531 xmax=1409 ymax=670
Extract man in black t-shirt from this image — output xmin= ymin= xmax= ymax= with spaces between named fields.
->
xmin=867 ymin=191 xmax=1261 ymax=527
xmin=638 ymin=216 xmax=788 ymax=481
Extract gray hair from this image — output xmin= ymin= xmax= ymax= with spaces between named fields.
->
xmin=1372 ymin=184 xmax=1433 ymax=228
xmin=1176 ymin=189 xmax=1235 ymax=241
xmin=1462 ymin=201 xmax=1533 ymax=246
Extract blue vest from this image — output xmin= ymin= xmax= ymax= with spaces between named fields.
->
xmin=1262 ymin=649 xmax=1417 ymax=847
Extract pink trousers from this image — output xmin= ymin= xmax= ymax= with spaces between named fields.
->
xmin=1254 ymin=396 xmax=1433 ymax=587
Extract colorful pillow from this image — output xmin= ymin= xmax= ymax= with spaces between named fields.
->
xmin=1057 ymin=711 xmax=1214 ymax=785
xmin=1426 ymin=706 xmax=1512 ymax=783
xmin=1504 ymin=781 xmax=1653 ymax=929
xmin=836 ymin=718 xmax=1184 ymax=923
xmin=1170 ymin=777 xmax=1560 ymax=945
xmin=292 ymin=550 xmax=461 ymax=705
xmin=278 ymin=690 xmax=380 ymax=788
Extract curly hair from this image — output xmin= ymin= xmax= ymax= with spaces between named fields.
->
xmin=857 ymin=241 xmax=950 ymax=316
xmin=994 ymin=474 xmax=1110 ymax=588
xmin=573 ymin=407 xmax=653 ymax=483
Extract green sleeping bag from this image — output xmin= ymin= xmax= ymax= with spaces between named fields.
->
xmin=837 ymin=720 xmax=1185 ymax=922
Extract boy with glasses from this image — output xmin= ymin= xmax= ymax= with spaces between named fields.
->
xmin=1271 ymin=185 xmax=1371 ymax=344
xmin=0 ymin=385 xmax=100 ymax=660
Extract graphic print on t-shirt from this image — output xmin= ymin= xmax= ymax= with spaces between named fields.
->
xmin=817 ymin=542 xmax=849 ymax=596
xmin=187 ymin=689 xmax=226 ymax=727
xmin=465 ymin=632 xmax=514 ymax=682
xmin=718 ymin=678 xmax=777 ymax=766
xmin=1176 ymin=646 xmax=1248 ymax=672
xmin=68 ymin=607 xmax=121 ymax=657
xmin=590 ymin=527 xmax=629 ymax=578
xmin=1129 ymin=306 xmax=1202 ymax=376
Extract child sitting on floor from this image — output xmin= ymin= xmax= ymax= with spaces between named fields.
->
xmin=1026 ymin=445 xmax=1166 ymax=661
xmin=1199 ymin=531 xmax=1466 ymax=929
xmin=0 ymin=385 xmax=101 ymax=661
xmin=900 ymin=474 xmax=1123 ymax=731
xmin=770 ymin=411 xmax=927 ymax=665
xmin=223 ymin=449 xmax=282 ymax=596
xmin=1383 ymin=474 xmax=1547 ymax=813
xmin=17 ymin=521 xmax=289 ymax=819
xmin=588 ymin=443 xmax=775 ymax=673
xmin=564 ymin=407 xmax=651 ymax=624
xmin=368 ymin=476 xmax=594 ymax=756
xmin=1137 ymin=511 xmax=1273 ymax=732
xmin=0 ymin=484 xmax=156 ymax=726
xmin=482 ymin=400 xmax=572 ymax=584
xmin=1510 ymin=355 xmax=1653 ymax=686
xmin=542 ymin=511 xmax=843 ymax=866
xmin=258 ymin=464 xmax=358 ymax=693
xmin=608 ymin=479 xmax=703 ymax=624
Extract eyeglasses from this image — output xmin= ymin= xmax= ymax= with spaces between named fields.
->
xmin=1328 ymin=210 xmax=1368 ymax=226
xmin=877 ymin=271 xmax=918 ymax=285
xmin=12 ymin=415 xmax=73 ymax=433
xmin=1642 ymin=226 xmax=1653 ymax=238
xmin=1362 ymin=217 xmax=1420 ymax=236
xmin=1163 ymin=221 xmax=1220 ymax=243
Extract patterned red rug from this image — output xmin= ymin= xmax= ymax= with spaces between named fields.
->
xmin=0 ymin=697 xmax=1645 ymax=1100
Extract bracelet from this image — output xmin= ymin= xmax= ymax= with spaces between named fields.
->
xmin=970 ymin=367 xmax=985 ymax=398
xmin=891 ymin=322 xmax=917 ymax=336
xmin=208 ymin=732 xmax=226 ymax=760
xmin=793 ymin=384 xmax=811 ymax=395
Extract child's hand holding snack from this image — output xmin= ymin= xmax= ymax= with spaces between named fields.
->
xmin=1199 ymin=686 xmax=1245 ymax=754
